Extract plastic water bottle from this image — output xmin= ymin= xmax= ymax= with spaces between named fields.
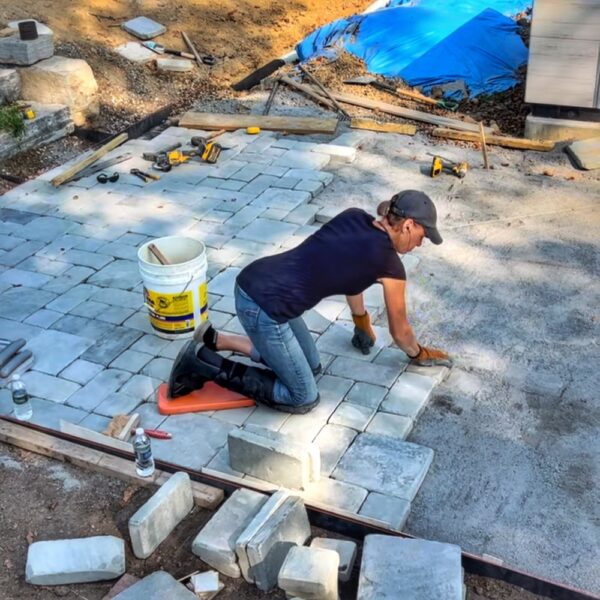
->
xmin=10 ymin=374 xmax=32 ymax=421
xmin=133 ymin=428 xmax=155 ymax=477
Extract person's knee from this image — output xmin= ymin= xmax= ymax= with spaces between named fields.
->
xmin=289 ymin=384 xmax=319 ymax=407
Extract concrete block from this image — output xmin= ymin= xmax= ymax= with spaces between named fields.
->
xmin=333 ymin=433 xmax=433 ymax=501
xmin=303 ymin=477 xmax=368 ymax=513
xmin=252 ymin=188 xmax=311 ymax=211
xmin=346 ymin=382 xmax=387 ymax=409
xmin=312 ymin=144 xmax=357 ymax=162
xmin=87 ymin=259 xmax=142 ymax=290
xmin=405 ymin=363 xmax=449 ymax=384
xmin=329 ymin=401 xmax=376 ymax=431
xmin=115 ymin=42 xmax=156 ymax=63
xmin=236 ymin=218 xmax=299 ymax=246
xmin=366 ymin=412 xmax=413 ymax=440
xmin=121 ymin=16 xmax=167 ymax=40
xmin=156 ymin=57 xmax=194 ymax=72
xmin=327 ymin=356 xmax=399 ymax=388
xmin=228 ymin=428 xmax=319 ymax=489
xmin=192 ymin=488 xmax=268 ymax=578
xmin=310 ymin=537 xmax=357 ymax=583
xmin=314 ymin=424 xmax=356 ymax=476
xmin=380 ymin=372 xmax=437 ymax=418
xmin=524 ymin=114 xmax=600 ymax=142
xmin=357 ymin=535 xmax=463 ymax=600
xmin=22 ymin=371 xmax=80 ymax=403
xmin=113 ymin=571 xmax=197 ymax=599
xmin=0 ymin=33 xmax=53 ymax=66
xmin=359 ymin=492 xmax=411 ymax=531
xmin=0 ymin=68 xmax=20 ymax=103
xmin=19 ymin=56 xmax=98 ymax=125
xmin=284 ymin=168 xmax=334 ymax=184
xmin=278 ymin=546 xmax=339 ymax=600
xmin=65 ymin=368 xmax=131 ymax=412
xmin=274 ymin=150 xmax=330 ymax=170
xmin=25 ymin=329 xmax=92 ymax=375
xmin=332 ymin=130 xmax=369 ymax=148
xmin=242 ymin=494 xmax=311 ymax=591
xmin=190 ymin=571 xmax=220 ymax=595
xmin=129 ymin=472 xmax=194 ymax=558
xmin=26 ymin=535 xmax=125 ymax=585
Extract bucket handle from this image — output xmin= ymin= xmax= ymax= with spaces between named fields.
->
xmin=144 ymin=273 xmax=195 ymax=312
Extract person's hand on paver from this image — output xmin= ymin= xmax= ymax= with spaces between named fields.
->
xmin=408 ymin=344 xmax=453 ymax=368
xmin=351 ymin=312 xmax=376 ymax=355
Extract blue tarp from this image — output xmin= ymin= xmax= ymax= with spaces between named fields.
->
xmin=296 ymin=1 xmax=531 ymax=99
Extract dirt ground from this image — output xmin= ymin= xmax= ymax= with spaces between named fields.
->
xmin=0 ymin=442 xmax=547 ymax=600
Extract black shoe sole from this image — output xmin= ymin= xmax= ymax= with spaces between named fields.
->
xmin=261 ymin=395 xmax=320 ymax=415
xmin=167 ymin=340 xmax=209 ymax=398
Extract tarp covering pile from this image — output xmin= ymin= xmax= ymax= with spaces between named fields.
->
xmin=296 ymin=0 xmax=532 ymax=99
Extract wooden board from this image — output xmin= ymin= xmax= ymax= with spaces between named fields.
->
xmin=0 ymin=418 xmax=224 ymax=508
xmin=314 ymin=89 xmax=495 ymax=134
xmin=279 ymin=76 xmax=337 ymax=111
xmin=566 ymin=136 xmax=600 ymax=170
xmin=50 ymin=133 xmax=128 ymax=187
xmin=431 ymin=128 xmax=556 ymax=152
xmin=60 ymin=419 xmax=134 ymax=453
xmin=178 ymin=112 xmax=339 ymax=135
xmin=350 ymin=118 xmax=416 ymax=135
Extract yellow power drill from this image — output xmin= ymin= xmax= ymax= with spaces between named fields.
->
xmin=430 ymin=154 xmax=469 ymax=179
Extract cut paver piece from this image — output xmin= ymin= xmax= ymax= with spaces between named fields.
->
xmin=228 ymin=427 xmax=319 ymax=489
xmin=380 ymin=372 xmax=437 ymax=419
xmin=357 ymin=535 xmax=463 ymax=600
xmin=359 ymin=492 xmax=411 ymax=531
xmin=129 ymin=471 xmax=194 ymax=558
xmin=245 ymin=495 xmax=311 ymax=591
xmin=113 ymin=571 xmax=197 ymax=599
xmin=115 ymin=42 xmax=156 ymax=63
xmin=333 ymin=433 xmax=433 ymax=501
xmin=303 ymin=477 xmax=367 ymax=513
xmin=26 ymin=535 xmax=125 ymax=585
xmin=366 ymin=412 xmax=413 ymax=440
xmin=310 ymin=537 xmax=357 ymax=583
xmin=192 ymin=488 xmax=268 ymax=578
xmin=329 ymin=401 xmax=375 ymax=431
xmin=121 ymin=16 xmax=167 ymax=39
xmin=279 ymin=546 xmax=339 ymax=600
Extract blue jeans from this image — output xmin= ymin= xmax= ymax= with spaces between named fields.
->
xmin=234 ymin=284 xmax=320 ymax=407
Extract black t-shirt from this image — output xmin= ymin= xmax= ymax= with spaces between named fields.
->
xmin=236 ymin=208 xmax=406 ymax=322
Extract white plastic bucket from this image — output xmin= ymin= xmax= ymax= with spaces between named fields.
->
xmin=137 ymin=236 xmax=208 ymax=339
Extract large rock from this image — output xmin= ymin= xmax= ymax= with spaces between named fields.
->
xmin=25 ymin=535 xmax=125 ymax=585
xmin=0 ymin=33 xmax=53 ymax=66
xmin=0 ymin=69 xmax=20 ymax=103
xmin=19 ymin=56 xmax=99 ymax=125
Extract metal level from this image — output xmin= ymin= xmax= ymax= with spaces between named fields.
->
xmin=2 ymin=415 xmax=598 ymax=600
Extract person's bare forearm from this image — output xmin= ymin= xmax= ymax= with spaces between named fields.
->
xmin=346 ymin=294 xmax=366 ymax=315
xmin=392 ymin=324 xmax=420 ymax=358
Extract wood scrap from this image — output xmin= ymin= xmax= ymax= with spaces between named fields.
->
xmin=279 ymin=76 xmax=337 ymax=111
xmin=298 ymin=66 xmax=350 ymax=120
xmin=148 ymin=243 xmax=170 ymax=265
xmin=181 ymin=31 xmax=203 ymax=69
xmin=432 ymin=128 xmax=556 ymax=152
xmin=263 ymin=79 xmax=280 ymax=116
xmin=565 ymin=136 xmax=600 ymax=170
xmin=50 ymin=133 xmax=128 ymax=187
xmin=179 ymin=111 xmax=338 ymax=135
xmin=479 ymin=121 xmax=489 ymax=169
xmin=104 ymin=414 xmax=132 ymax=438
xmin=60 ymin=419 xmax=134 ymax=453
xmin=309 ymin=88 xmax=495 ymax=134
xmin=350 ymin=118 xmax=416 ymax=135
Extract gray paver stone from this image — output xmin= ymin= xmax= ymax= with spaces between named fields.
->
xmin=59 ymin=359 xmax=104 ymax=385
xmin=24 ymin=307 xmax=62 ymax=328
xmin=128 ymin=335 xmax=169 ymax=359
xmin=65 ymin=368 xmax=130 ymax=412
xmin=303 ymin=477 xmax=368 ymax=513
xmin=26 ymin=535 xmax=125 ymax=585
xmin=46 ymin=284 xmax=98 ymax=313
xmin=113 ymin=571 xmax=197 ymax=600
xmin=228 ymin=428 xmax=318 ymax=489
xmin=252 ymin=188 xmax=311 ymax=211
xmin=329 ymin=402 xmax=376 ymax=431
xmin=359 ymin=492 xmax=411 ymax=531
xmin=294 ymin=178 xmax=324 ymax=195
xmin=120 ymin=374 xmax=161 ymax=401
xmin=81 ymin=326 xmax=143 ymax=366
xmin=310 ymin=538 xmax=357 ymax=583
xmin=346 ymin=382 xmax=387 ymax=409
xmin=278 ymin=546 xmax=339 ymax=600
xmin=327 ymin=356 xmax=400 ymax=388
xmin=87 ymin=260 xmax=141 ymax=290
xmin=94 ymin=392 xmax=142 ymax=418
xmin=245 ymin=495 xmax=311 ymax=591
xmin=22 ymin=372 xmax=80 ymax=404
xmin=311 ymin=144 xmax=357 ymax=162
xmin=0 ymin=287 xmax=56 ymax=321
xmin=192 ymin=488 xmax=268 ymax=578
xmin=29 ymin=398 xmax=88 ymax=430
xmin=26 ymin=330 xmax=92 ymax=375
xmin=333 ymin=433 xmax=433 ymax=501
xmin=0 ymin=240 xmax=45 ymax=267
xmin=209 ymin=267 xmax=240 ymax=296
xmin=366 ymin=412 xmax=413 ymax=440
xmin=110 ymin=350 xmax=153 ymax=372
xmin=141 ymin=358 xmax=172 ymax=381
xmin=0 ymin=268 xmax=52 ymax=288
xmin=129 ymin=472 xmax=194 ymax=559
xmin=121 ymin=16 xmax=167 ymax=39
xmin=314 ymin=424 xmax=357 ymax=476
xmin=380 ymin=372 xmax=437 ymax=418
xmin=236 ymin=218 xmax=299 ymax=245
xmin=19 ymin=216 xmax=75 ymax=243
xmin=357 ymin=535 xmax=463 ymax=600
xmin=273 ymin=150 xmax=330 ymax=170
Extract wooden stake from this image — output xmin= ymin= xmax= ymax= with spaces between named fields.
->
xmin=148 ymin=243 xmax=170 ymax=265
xmin=263 ymin=79 xmax=280 ymax=116
xmin=181 ymin=31 xmax=203 ymax=69
xmin=279 ymin=77 xmax=337 ymax=111
xmin=479 ymin=121 xmax=489 ymax=169
xmin=298 ymin=65 xmax=350 ymax=120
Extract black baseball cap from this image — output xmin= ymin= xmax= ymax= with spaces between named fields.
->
xmin=389 ymin=190 xmax=443 ymax=245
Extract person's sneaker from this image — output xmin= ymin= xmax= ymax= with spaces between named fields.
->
xmin=193 ymin=320 xmax=218 ymax=350
xmin=167 ymin=339 xmax=219 ymax=398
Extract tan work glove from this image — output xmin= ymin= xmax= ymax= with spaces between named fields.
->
xmin=409 ymin=345 xmax=453 ymax=368
xmin=351 ymin=312 xmax=376 ymax=355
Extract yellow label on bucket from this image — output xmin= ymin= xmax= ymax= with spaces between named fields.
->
xmin=145 ymin=288 xmax=195 ymax=333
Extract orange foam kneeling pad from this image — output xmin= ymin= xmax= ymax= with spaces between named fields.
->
xmin=157 ymin=382 xmax=255 ymax=415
